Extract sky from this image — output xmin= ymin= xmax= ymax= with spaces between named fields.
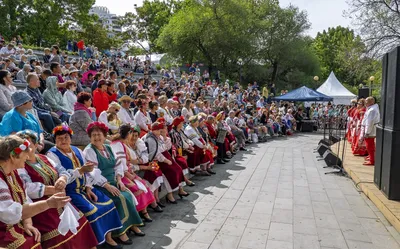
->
xmin=95 ymin=0 xmax=352 ymax=38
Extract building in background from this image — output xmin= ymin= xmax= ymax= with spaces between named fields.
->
xmin=89 ymin=6 xmax=122 ymax=38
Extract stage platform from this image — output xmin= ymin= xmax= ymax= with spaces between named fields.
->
xmin=332 ymin=141 xmax=400 ymax=233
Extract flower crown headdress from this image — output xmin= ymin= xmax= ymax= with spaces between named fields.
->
xmin=11 ymin=140 xmax=30 ymax=156
xmin=86 ymin=122 xmax=109 ymax=134
xmin=52 ymin=125 xmax=74 ymax=136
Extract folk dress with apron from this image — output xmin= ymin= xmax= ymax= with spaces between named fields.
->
xmin=88 ymin=144 xmax=143 ymax=236
xmin=48 ymin=146 xmax=122 ymax=244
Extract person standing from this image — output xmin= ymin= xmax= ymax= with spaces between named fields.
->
xmin=361 ymin=97 xmax=380 ymax=166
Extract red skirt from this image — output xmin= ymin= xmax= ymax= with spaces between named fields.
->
xmin=143 ymin=165 xmax=163 ymax=192
xmin=205 ymin=149 xmax=215 ymax=166
xmin=352 ymin=135 xmax=368 ymax=156
xmin=33 ymin=203 xmax=98 ymax=249
xmin=122 ymin=174 xmax=155 ymax=212
xmin=187 ymin=146 xmax=210 ymax=169
xmin=175 ymin=155 xmax=189 ymax=174
xmin=0 ymin=223 xmax=42 ymax=249
xmin=159 ymin=151 xmax=185 ymax=191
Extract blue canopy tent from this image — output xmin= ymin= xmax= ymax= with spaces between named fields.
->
xmin=273 ymin=86 xmax=333 ymax=102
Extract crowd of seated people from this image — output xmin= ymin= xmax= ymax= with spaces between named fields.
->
xmin=0 ymin=41 xmax=308 ymax=249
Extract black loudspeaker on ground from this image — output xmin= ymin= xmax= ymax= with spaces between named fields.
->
xmin=317 ymin=144 xmax=330 ymax=156
xmin=322 ymin=150 xmax=342 ymax=168
xmin=329 ymin=134 xmax=341 ymax=144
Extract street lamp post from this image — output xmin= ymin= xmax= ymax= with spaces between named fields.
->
xmin=369 ymin=76 xmax=375 ymax=96
xmin=238 ymin=58 xmax=243 ymax=84
xmin=313 ymin=76 xmax=319 ymax=89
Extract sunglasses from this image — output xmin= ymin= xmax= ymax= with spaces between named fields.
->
xmin=122 ymin=100 xmax=131 ymax=103
xmin=115 ymin=109 xmax=120 ymax=112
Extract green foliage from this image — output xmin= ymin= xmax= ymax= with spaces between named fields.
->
xmin=157 ymin=0 xmax=320 ymax=89
xmin=0 ymin=0 xmax=95 ymax=46
xmin=70 ymin=21 xmax=121 ymax=51
xmin=313 ymin=26 xmax=381 ymax=87
xmin=119 ymin=0 xmax=182 ymax=53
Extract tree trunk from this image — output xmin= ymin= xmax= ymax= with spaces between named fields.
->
xmin=271 ymin=61 xmax=279 ymax=83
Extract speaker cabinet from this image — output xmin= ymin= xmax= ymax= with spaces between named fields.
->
xmin=380 ymin=54 xmax=389 ymax=127
xmin=329 ymin=134 xmax=341 ymax=144
xmin=301 ymin=121 xmax=314 ymax=132
xmin=317 ymin=144 xmax=331 ymax=156
xmin=383 ymin=47 xmax=400 ymax=130
xmin=380 ymin=128 xmax=400 ymax=200
xmin=319 ymin=139 xmax=332 ymax=147
xmin=374 ymin=125 xmax=384 ymax=189
xmin=323 ymin=150 xmax=342 ymax=168
xmin=358 ymin=88 xmax=369 ymax=99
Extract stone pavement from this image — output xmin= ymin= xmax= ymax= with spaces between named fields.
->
xmin=126 ymin=134 xmax=400 ymax=249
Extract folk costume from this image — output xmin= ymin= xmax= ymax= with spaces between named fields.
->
xmin=361 ymin=103 xmax=380 ymax=165
xmin=0 ymin=168 xmax=42 ymax=249
xmin=184 ymin=120 xmax=211 ymax=170
xmin=47 ymin=146 xmax=122 ymax=244
xmin=352 ymin=107 xmax=368 ymax=156
xmin=158 ymin=135 xmax=186 ymax=192
xmin=18 ymin=154 xmax=98 ymax=249
xmin=134 ymin=109 xmax=151 ymax=138
xmin=109 ymin=140 xmax=155 ymax=212
xmin=83 ymin=144 xmax=143 ymax=237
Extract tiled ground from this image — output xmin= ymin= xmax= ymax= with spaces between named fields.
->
xmin=125 ymin=134 xmax=400 ymax=249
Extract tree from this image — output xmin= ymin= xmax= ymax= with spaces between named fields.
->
xmin=251 ymin=3 xmax=318 ymax=84
xmin=158 ymin=0 xmax=319 ymax=88
xmin=313 ymin=26 xmax=378 ymax=86
xmin=71 ymin=21 xmax=120 ymax=51
xmin=0 ymin=0 xmax=95 ymax=47
xmin=119 ymin=0 xmax=182 ymax=53
xmin=346 ymin=0 xmax=400 ymax=55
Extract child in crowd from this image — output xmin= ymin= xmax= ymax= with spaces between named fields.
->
xmin=107 ymin=112 xmax=121 ymax=134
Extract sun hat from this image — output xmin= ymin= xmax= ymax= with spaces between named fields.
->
xmin=118 ymin=95 xmax=133 ymax=103
xmin=11 ymin=91 xmax=32 ymax=107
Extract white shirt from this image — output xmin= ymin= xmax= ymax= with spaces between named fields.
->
xmin=0 ymin=47 xmax=15 ymax=57
xmin=213 ymin=87 xmax=220 ymax=98
xmin=98 ymin=111 xmax=119 ymax=130
xmin=134 ymin=110 xmax=151 ymax=131
xmin=118 ymin=107 xmax=136 ymax=126
xmin=157 ymin=107 xmax=173 ymax=125
xmin=362 ymin=103 xmax=380 ymax=137
xmin=0 ymin=177 xmax=25 ymax=224
xmin=256 ymin=99 xmax=265 ymax=108
xmin=63 ymin=90 xmax=77 ymax=113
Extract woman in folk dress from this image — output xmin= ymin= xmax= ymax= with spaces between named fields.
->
xmin=46 ymin=125 xmax=123 ymax=248
xmin=82 ymin=122 xmax=146 ymax=246
xmin=110 ymin=124 xmax=163 ymax=223
xmin=17 ymin=130 xmax=98 ymax=249
xmin=0 ymin=135 xmax=70 ymax=249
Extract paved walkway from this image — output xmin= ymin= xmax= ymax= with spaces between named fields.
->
xmin=127 ymin=134 xmax=400 ymax=249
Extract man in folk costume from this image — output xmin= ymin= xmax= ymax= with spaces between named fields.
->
xmin=360 ymin=97 xmax=380 ymax=166
xmin=118 ymin=95 xmax=136 ymax=126
xmin=184 ymin=115 xmax=214 ymax=176
xmin=134 ymin=98 xmax=151 ymax=138
xmin=347 ymin=99 xmax=358 ymax=142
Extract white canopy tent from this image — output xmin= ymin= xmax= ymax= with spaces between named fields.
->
xmin=317 ymin=72 xmax=356 ymax=105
